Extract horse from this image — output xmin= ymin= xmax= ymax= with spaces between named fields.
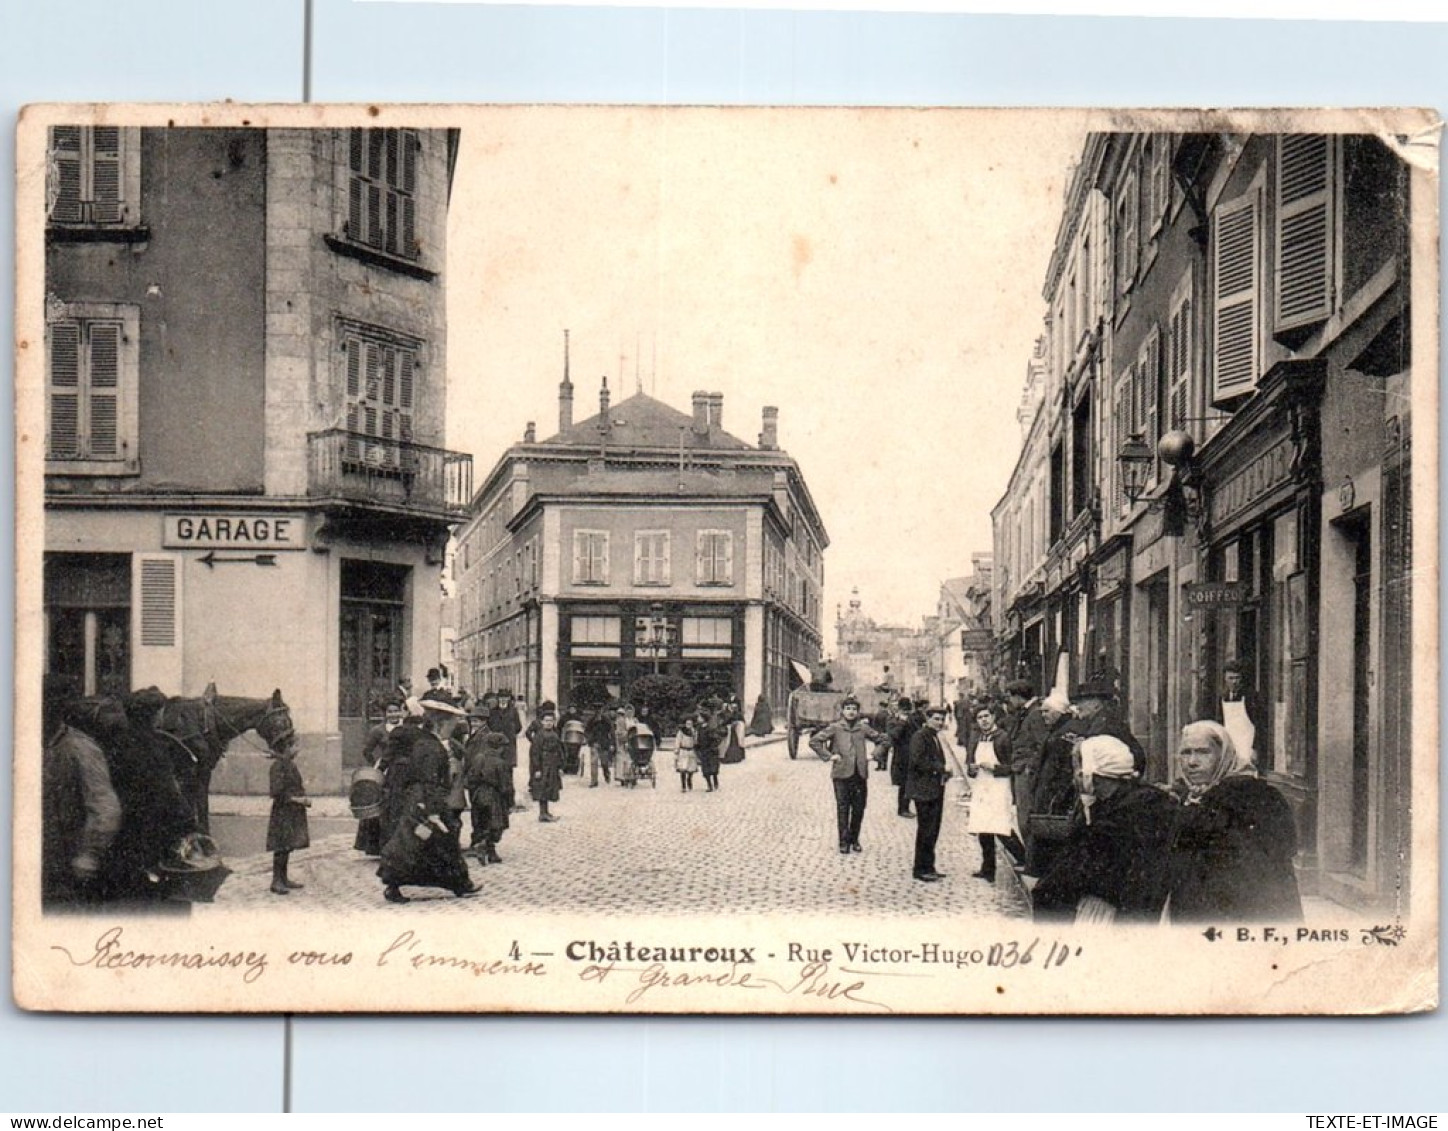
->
xmin=153 ymin=683 xmax=296 ymax=834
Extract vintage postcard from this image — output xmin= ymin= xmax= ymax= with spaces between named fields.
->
xmin=12 ymin=103 xmax=1439 ymax=1014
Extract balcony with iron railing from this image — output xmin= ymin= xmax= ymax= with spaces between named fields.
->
xmin=308 ymin=429 xmax=473 ymax=520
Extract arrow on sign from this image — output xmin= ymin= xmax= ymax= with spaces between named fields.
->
xmin=199 ymin=551 xmax=278 ymax=569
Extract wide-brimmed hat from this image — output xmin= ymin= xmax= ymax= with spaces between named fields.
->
xmin=421 ymin=699 xmax=467 ymax=717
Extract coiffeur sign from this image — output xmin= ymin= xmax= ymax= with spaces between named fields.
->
xmin=163 ymin=514 xmax=305 ymax=551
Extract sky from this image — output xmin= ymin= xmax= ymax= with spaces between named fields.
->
xmin=445 ymin=106 xmax=1088 ymax=629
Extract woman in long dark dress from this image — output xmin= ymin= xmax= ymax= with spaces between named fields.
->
xmin=746 ymin=694 xmax=773 ymax=738
xmin=1167 ymin=720 xmax=1302 ymax=923
xmin=693 ymin=704 xmax=725 ymax=791
xmin=377 ymin=702 xmax=477 ymax=903
xmin=528 ymin=701 xmax=565 ymax=821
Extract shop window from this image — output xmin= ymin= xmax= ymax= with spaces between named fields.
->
xmin=46 ymin=301 xmax=140 ymax=474
xmin=44 ymin=553 xmax=131 ymax=698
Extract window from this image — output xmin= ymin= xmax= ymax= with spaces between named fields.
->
xmin=1071 ymin=391 xmax=1092 ymax=516
xmin=1136 ymin=327 xmax=1163 ymax=484
xmin=1276 ymin=134 xmax=1335 ymax=334
xmin=46 ymin=301 xmax=140 ymax=473
xmin=1147 ymin=135 xmax=1170 ymax=237
xmin=1112 ymin=371 xmax=1133 ymax=514
xmin=346 ymin=128 xmax=420 ymax=260
xmin=634 ymin=531 xmax=671 ymax=586
xmin=47 ymin=126 xmax=140 ymax=229
xmin=1167 ymin=272 xmax=1195 ymax=432
xmin=572 ymin=616 xmax=621 ymax=645
xmin=340 ymin=321 xmax=419 ymax=468
xmin=572 ymin=531 xmax=609 ymax=585
xmin=1116 ymin=169 xmax=1139 ymax=297
xmin=696 ymin=530 xmax=734 ymax=586
xmin=681 ymin=617 xmax=733 ymax=647
xmin=1212 ymin=186 xmax=1262 ymax=405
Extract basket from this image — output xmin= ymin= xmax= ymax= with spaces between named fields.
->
xmin=349 ymin=766 xmax=385 ymax=820
xmin=1028 ymin=812 xmax=1073 ymax=842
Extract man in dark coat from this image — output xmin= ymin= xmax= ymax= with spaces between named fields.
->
xmin=905 ymin=705 xmax=953 ymax=882
xmin=888 ymin=697 xmax=921 ymax=818
xmin=464 ymin=730 xmax=514 ymax=863
xmin=1033 ymin=735 xmax=1176 ymax=922
xmin=488 ymin=689 xmax=526 ymax=812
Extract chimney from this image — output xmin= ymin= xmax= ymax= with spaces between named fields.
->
xmin=708 ymin=392 xmax=724 ymax=431
xmin=524 ymin=421 xmax=536 ymax=443
xmin=759 ymin=405 xmax=779 ymax=450
xmin=598 ymin=377 xmax=611 ymax=457
xmin=692 ymin=391 xmax=709 ymax=435
xmin=559 ymin=330 xmax=574 ymax=432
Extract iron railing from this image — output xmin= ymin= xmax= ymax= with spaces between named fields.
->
xmin=307 ymin=429 xmax=472 ymax=518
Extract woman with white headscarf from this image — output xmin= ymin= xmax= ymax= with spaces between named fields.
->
xmin=1167 ymin=720 xmax=1302 ymax=923
xmin=1032 ymin=735 xmax=1176 ymax=923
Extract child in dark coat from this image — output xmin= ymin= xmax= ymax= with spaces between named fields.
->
xmin=465 ymin=731 xmax=514 ymax=862
xmin=267 ymin=744 xmax=310 ymax=895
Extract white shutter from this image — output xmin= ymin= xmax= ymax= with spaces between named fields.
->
xmin=599 ymin=533 xmax=610 ymax=585
xmin=1212 ymin=189 xmax=1261 ymax=405
xmin=723 ymin=533 xmax=734 ymax=585
xmin=695 ymin=531 xmax=707 ymax=585
xmin=132 ymin=553 xmax=183 ymax=691
xmin=1276 ymin=134 xmax=1334 ymax=332
xmin=660 ymin=533 xmax=672 ymax=585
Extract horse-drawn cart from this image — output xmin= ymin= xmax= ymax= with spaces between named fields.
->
xmin=786 ymin=688 xmax=851 ymax=760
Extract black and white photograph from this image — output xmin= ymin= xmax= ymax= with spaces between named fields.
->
xmin=12 ymin=102 xmax=1438 ymax=1014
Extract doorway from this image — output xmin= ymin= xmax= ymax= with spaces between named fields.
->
xmin=339 ymin=559 xmax=409 ymax=765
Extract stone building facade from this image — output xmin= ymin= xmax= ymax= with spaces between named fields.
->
xmin=42 ymin=125 xmax=470 ymax=792
xmin=991 ymin=128 xmax=1418 ymax=911
xmin=453 ymin=383 xmax=826 ymax=716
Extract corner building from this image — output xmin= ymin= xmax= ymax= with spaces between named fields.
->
xmin=42 ymin=125 xmax=471 ymax=793
xmin=454 ymin=386 xmax=827 ymax=715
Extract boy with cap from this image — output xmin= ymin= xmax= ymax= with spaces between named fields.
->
xmin=808 ymin=695 xmax=889 ymax=855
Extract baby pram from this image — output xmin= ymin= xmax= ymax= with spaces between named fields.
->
xmin=626 ymin=722 xmax=658 ymax=788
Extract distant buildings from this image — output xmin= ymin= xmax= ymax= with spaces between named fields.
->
xmin=992 ymin=129 xmax=1415 ymax=910
xmin=42 ymin=125 xmax=471 ymax=791
xmin=454 ymin=380 xmax=827 ymax=714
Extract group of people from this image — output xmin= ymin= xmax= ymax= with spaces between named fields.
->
xmin=808 ymin=669 xmax=1303 ymax=925
xmin=351 ymin=684 xmax=755 ymax=902
xmin=808 ymin=694 xmax=965 ymax=881
xmin=353 ymin=688 xmax=528 ymax=903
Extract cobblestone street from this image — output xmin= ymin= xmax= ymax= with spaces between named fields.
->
xmin=208 ymin=735 xmax=1029 ymax=919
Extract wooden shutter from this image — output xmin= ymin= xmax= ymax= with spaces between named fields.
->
xmin=1212 ymin=189 xmax=1261 ymax=404
xmin=1276 ymin=134 xmax=1334 ymax=331
xmin=722 ymin=533 xmax=734 ymax=585
xmin=660 ymin=534 xmax=672 ymax=585
xmin=634 ymin=533 xmax=646 ymax=585
xmin=599 ymin=533 xmax=610 ymax=585
xmin=695 ymin=531 xmax=707 ymax=584
xmin=87 ymin=322 xmax=121 ymax=458
xmin=1112 ymin=377 xmax=1130 ymax=513
xmin=1169 ymin=283 xmax=1193 ymax=431
xmin=48 ymin=321 xmax=81 ymax=457
xmin=139 ymin=557 xmax=176 ymax=646
xmin=49 ymin=127 xmax=84 ymax=223
xmin=573 ymin=532 xmax=586 ymax=583
xmin=90 ymin=127 xmax=123 ymax=223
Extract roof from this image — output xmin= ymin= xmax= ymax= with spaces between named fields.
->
xmin=542 ymin=391 xmax=754 ymax=453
